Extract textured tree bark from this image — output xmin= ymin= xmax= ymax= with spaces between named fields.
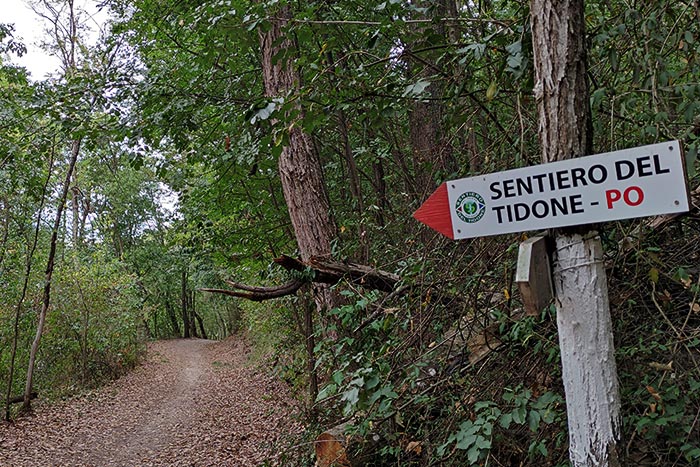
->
xmin=530 ymin=1 xmax=622 ymax=466
xmin=258 ymin=5 xmax=336 ymax=312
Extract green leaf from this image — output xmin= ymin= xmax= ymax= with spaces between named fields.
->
xmin=486 ymin=81 xmax=498 ymax=101
xmin=512 ymin=406 xmax=527 ymax=425
xmin=499 ymin=412 xmax=513 ymax=429
xmin=649 ymin=267 xmax=659 ymax=283
xmin=528 ymin=409 xmax=541 ymax=431
xmin=316 ymin=383 xmax=336 ymax=401
xmin=456 ymin=43 xmax=486 ymax=60
xmin=341 ymin=387 xmax=360 ymax=405
xmin=403 ymin=79 xmax=431 ymax=97
xmin=685 ymin=30 xmax=695 ymax=44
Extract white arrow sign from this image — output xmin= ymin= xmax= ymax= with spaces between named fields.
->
xmin=415 ymin=141 xmax=690 ymax=239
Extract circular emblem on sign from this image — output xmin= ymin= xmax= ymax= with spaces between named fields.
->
xmin=455 ymin=192 xmax=486 ymax=223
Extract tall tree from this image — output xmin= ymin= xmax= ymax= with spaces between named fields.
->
xmin=23 ymin=0 xmax=85 ymax=410
xmin=24 ymin=140 xmax=81 ymax=410
xmin=257 ymin=4 xmax=337 ymax=309
xmin=530 ymin=1 xmax=621 ymax=466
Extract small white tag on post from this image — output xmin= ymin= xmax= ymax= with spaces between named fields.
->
xmin=516 ymin=235 xmax=553 ymax=316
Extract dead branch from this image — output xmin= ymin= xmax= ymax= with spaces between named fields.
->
xmin=275 ymin=255 xmax=400 ymax=292
xmin=200 ymin=280 xmax=304 ymax=302
xmin=8 ymin=392 xmax=37 ymax=405
xmin=202 ymin=256 xmax=401 ymax=301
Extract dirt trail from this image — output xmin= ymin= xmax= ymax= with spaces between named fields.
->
xmin=0 ymin=338 xmax=302 ymax=467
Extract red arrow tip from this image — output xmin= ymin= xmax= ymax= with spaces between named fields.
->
xmin=413 ymin=183 xmax=454 ymax=239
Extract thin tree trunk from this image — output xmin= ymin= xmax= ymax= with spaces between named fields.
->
xmin=78 ymin=189 xmax=90 ymax=241
xmin=530 ymin=1 xmax=622 ymax=465
xmin=181 ymin=269 xmax=190 ymax=338
xmin=188 ymin=290 xmax=198 ymax=338
xmin=216 ymin=310 xmax=228 ymax=338
xmin=372 ymin=159 xmax=388 ymax=227
xmin=337 ymin=109 xmax=369 ymax=262
xmin=193 ymin=296 xmax=207 ymax=341
xmin=165 ymin=300 xmax=181 ymax=336
xmin=23 ymin=138 xmax=81 ymax=411
xmin=71 ymin=172 xmax=80 ymax=247
xmin=0 ymin=197 xmax=9 ymax=273
xmin=75 ymin=279 xmax=91 ymax=384
xmin=305 ymin=294 xmax=318 ymax=407
xmin=4 ymin=150 xmax=55 ymax=420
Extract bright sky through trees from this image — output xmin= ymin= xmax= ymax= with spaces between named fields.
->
xmin=5 ymin=0 xmax=106 ymax=79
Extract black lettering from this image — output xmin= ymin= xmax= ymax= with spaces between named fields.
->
xmin=493 ymin=205 xmax=506 ymax=223
xmin=516 ymin=177 xmax=533 ymax=196
xmin=588 ymin=165 xmax=607 ymax=184
xmin=532 ymin=200 xmax=549 ymax=218
xmin=652 ymin=154 xmax=671 ymax=174
xmin=570 ymin=194 xmax=584 ymax=213
xmin=556 ymin=170 xmax=571 ymax=189
xmin=503 ymin=179 xmax=516 ymax=198
xmin=505 ymin=204 xmax=513 ymax=222
xmin=636 ymin=156 xmax=653 ymax=176
xmin=514 ymin=203 xmax=530 ymax=221
xmin=615 ymin=160 xmax=635 ymax=180
xmin=532 ymin=173 xmax=547 ymax=192
xmin=490 ymin=181 xmax=503 ymax=200
xmin=547 ymin=172 xmax=556 ymax=191
xmin=571 ymin=168 xmax=587 ymax=187
xmin=551 ymin=197 xmax=569 ymax=216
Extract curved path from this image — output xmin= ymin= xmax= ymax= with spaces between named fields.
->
xmin=0 ymin=338 xmax=302 ymax=466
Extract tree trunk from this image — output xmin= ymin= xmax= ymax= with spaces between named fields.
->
xmin=189 ymin=290 xmax=200 ymax=338
xmin=194 ymin=311 xmax=207 ymax=340
xmin=407 ymin=0 xmax=457 ymax=197
xmin=182 ymin=269 xmax=190 ymax=338
xmin=24 ymin=138 xmax=81 ymax=411
xmin=4 ymin=151 xmax=54 ymax=420
xmin=530 ymin=1 xmax=622 ymax=466
xmin=304 ymin=294 xmax=318 ymax=405
xmin=71 ymin=173 xmax=80 ymax=247
xmin=337 ymin=109 xmax=369 ymax=262
xmin=258 ymin=4 xmax=337 ymax=314
xmin=165 ymin=300 xmax=181 ymax=336
xmin=0 ymin=197 xmax=9 ymax=273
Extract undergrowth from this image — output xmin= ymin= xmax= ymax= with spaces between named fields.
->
xmin=273 ymin=214 xmax=700 ymax=466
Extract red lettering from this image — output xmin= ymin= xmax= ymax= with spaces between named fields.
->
xmin=623 ymin=186 xmax=644 ymax=206
xmin=606 ymin=189 xmax=621 ymax=209
xmin=606 ymin=186 xmax=644 ymax=209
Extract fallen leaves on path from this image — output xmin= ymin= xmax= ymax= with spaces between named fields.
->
xmin=0 ymin=338 xmax=304 ymax=467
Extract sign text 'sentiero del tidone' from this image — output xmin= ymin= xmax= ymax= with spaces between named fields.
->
xmin=414 ymin=141 xmax=690 ymax=239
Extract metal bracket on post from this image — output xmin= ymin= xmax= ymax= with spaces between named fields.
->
xmin=516 ymin=234 xmax=553 ymax=316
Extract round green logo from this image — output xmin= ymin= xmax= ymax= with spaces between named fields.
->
xmin=455 ymin=192 xmax=486 ymax=223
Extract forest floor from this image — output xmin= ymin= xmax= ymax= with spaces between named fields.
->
xmin=0 ymin=338 xmax=304 ymax=466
